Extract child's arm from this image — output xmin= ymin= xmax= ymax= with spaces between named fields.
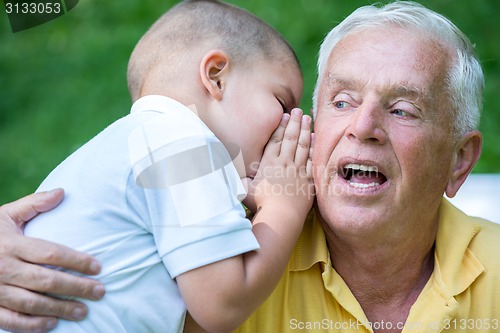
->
xmin=177 ymin=109 xmax=314 ymax=333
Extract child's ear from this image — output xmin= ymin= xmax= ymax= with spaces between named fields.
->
xmin=445 ymin=130 xmax=482 ymax=198
xmin=200 ymin=50 xmax=229 ymax=101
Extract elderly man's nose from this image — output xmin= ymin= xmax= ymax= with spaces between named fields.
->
xmin=346 ymin=104 xmax=386 ymax=144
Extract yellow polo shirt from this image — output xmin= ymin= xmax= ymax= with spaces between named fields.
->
xmin=235 ymin=199 xmax=500 ymax=332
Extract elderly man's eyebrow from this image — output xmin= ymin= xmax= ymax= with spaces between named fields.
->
xmin=327 ymin=73 xmax=434 ymax=103
xmin=391 ymin=85 xmax=434 ymax=105
xmin=325 ymin=74 xmax=356 ymax=90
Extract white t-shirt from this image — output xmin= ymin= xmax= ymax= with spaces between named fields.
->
xmin=22 ymin=95 xmax=259 ymax=333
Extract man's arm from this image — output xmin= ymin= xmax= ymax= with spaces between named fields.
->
xmin=0 ymin=189 xmax=105 ymax=333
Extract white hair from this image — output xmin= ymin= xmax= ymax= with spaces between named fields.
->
xmin=312 ymin=1 xmax=484 ymax=135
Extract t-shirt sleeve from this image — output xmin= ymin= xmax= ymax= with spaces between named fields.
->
xmin=128 ymin=112 xmax=259 ymax=278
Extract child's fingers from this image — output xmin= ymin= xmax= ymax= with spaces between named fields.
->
xmin=263 ymin=113 xmax=290 ymax=158
xmin=279 ymin=108 xmax=303 ymax=159
xmin=294 ymin=115 xmax=312 ymax=166
xmin=306 ymin=133 xmax=314 ymax=177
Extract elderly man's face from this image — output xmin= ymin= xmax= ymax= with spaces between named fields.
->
xmin=312 ymin=27 xmax=457 ymax=234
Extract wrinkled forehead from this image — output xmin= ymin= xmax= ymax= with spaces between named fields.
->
xmin=323 ymin=26 xmax=452 ymax=94
xmin=337 ymin=24 xmax=451 ymax=66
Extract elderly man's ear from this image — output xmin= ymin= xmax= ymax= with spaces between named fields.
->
xmin=445 ymin=131 xmax=482 ymax=198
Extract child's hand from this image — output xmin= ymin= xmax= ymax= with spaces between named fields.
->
xmin=243 ymin=108 xmax=314 ymax=218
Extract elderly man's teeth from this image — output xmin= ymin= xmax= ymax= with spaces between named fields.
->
xmin=344 ymin=163 xmax=378 ymax=172
xmin=347 ymin=181 xmax=380 ymax=188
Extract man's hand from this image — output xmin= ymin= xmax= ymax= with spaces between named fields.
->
xmin=0 ymin=189 xmax=105 ymax=333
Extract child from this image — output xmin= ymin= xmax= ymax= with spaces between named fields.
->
xmin=22 ymin=1 xmax=313 ymax=332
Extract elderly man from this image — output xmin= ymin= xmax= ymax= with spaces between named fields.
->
xmin=234 ymin=2 xmax=499 ymax=333
xmin=0 ymin=2 xmax=499 ymax=333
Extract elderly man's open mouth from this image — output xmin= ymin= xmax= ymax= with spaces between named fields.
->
xmin=337 ymin=160 xmax=388 ymax=191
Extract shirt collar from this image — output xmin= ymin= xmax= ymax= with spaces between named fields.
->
xmin=130 ymin=95 xmax=192 ymax=115
xmin=290 ymin=198 xmax=485 ymax=296
xmin=290 ymin=207 xmax=330 ymax=272
xmin=435 ymin=198 xmax=485 ymax=295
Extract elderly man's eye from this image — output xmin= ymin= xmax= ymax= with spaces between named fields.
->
xmin=392 ymin=109 xmax=407 ymax=117
xmin=334 ymin=101 xmax=349 ymax=109
xmin=391 ymin=108 xmax=417 ymax=118
xmin=389 ymin=101 xmax=420 ymax=119
xmin=328 ymin=92 xmax=355 ymax=110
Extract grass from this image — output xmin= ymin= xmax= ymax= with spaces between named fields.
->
xmin=1 ymin=0 xmax=499 ymax=203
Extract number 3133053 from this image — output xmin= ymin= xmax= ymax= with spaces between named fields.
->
xmin=5 ymin=2 xmax=62 ymax=14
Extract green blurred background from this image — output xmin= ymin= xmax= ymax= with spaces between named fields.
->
xmin=1 ymin=0 xmax=499 ymax=203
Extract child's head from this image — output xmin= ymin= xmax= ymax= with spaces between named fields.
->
xmin=127 ymin=0 xmax=303 ymax=179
